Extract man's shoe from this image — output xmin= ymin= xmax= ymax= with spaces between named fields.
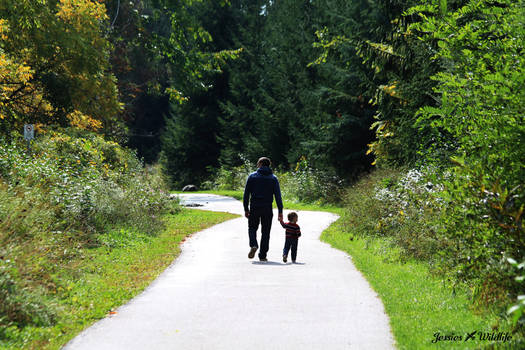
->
xmin=283 ymin=255 xmax=287 ymax=263
xmin=259 ymin=257 xmax=268 ymax=262
xmin=248 ymin=247 xmax=257 ymax=259
xmin=248 ymin=247 xmax=258 ymax=259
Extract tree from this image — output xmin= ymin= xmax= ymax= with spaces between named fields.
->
xmin=154 ymin=0 xmax=242 ymax=185
xmin=0 ymin=0 xmax=121 ymax=137
xmin=411 ymin=0 xmax=524 ymax=267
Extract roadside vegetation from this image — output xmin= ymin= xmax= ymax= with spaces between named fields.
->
xmin=322 ymin=169 xmax=523 ymax=349
xmin=0 ymin=135 xmax=236 ymax=349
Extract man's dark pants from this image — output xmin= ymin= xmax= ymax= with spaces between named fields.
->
xmin=248 ymin=207 xmax=273 ymax=259
xmin=283 ymin=237 xmax=298 ymax=261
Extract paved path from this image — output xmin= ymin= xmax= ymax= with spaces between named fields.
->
xmin=64 ymin=194 xmax=395 ymax=350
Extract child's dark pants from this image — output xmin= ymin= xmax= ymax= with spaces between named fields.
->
xmin=248 ymin=207 xmax=273 ymax=259
xmin=283 ymin=237 xmax=299 ymax=261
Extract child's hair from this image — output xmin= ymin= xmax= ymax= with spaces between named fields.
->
xmin=287 ymin=212 xmax=298 ymax=221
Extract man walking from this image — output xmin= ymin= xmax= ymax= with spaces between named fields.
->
xmin=243 ymin=157 xmax=283 ymax=261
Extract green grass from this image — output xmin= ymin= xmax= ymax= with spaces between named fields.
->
xmin=321 ymin=218 xmax=514 ymax=349
xmin=1 ymin=209 xmax=237 ymax=350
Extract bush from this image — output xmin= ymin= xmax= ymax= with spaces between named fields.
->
xmin=0 ymin=260 xmax=56 ymax=329
xmin=0 ymin=132 xmax=174 ymax=336
xmin=209 ymin=155 xmax=254 ymax=191
xmin=0 ymin=133 xmax=172 ymax=236
xmin=209 ymin=155 xmax=343 ymax=204
xmin=341 ymin=166 xmax=523 ymax=312
xmin=278 ymin=157 xmax=343 ymax=204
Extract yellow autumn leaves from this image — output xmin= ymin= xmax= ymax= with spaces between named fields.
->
xmin=0 ymin=18 xmax=53 ymax=122
xmin=0 ymin=1 xmax=119 ymax=132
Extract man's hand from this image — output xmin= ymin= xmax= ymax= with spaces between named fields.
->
xmin=278 ymin=213 xmax=283 ymax=222
xmin=245 ymin=211 xmax=250 ymax=218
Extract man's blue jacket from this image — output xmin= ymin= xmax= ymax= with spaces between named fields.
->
xmin=243 ymin=166 xmax=283 ymax=213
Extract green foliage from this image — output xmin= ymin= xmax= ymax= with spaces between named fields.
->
xmin=309 ymin=0 xmax=523 ymax=334
xmin=0 ymin=133 xmax=171 ymax=235
xmin=215 ymin=0 xmax=375 ymax=177
xmin=406 ymin=0 xmax=525 ymax=303
xmin=204 ymin=155 xmax=253 ymax=191
xmin=0 ymin=0 xmax=122 ymax=136
xmin=278 ymin=157 xmax=343 ymax=204
xmin=312 ymin=0 xmax=445 ymax=166
xmin=160 ymin=101 xmax=222 ymax=189
xmin=0 ymin=132 xmax=177 ymax=347
xmin=0 ymin=260 xmax=56 ymax=330
xmin=412 ymin=0 xmax=524 ymax=178
xmin=340 ymin=168 xmax=442 ymax=261
xmin=112 ymin=0 xmax=241 ymax=163
xmin=333 ymin=167 xmax=524 ymax=345
xmin=339 ymin=167 xmax=524 ymax=336
xmin=507 ymin=258 xmax=525 ymax=328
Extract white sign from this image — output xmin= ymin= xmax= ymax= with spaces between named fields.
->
xmin=24 ymin=124 xmax=34 ymax=140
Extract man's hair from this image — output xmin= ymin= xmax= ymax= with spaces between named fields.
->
xmin=257 ymin=157 xmax=271 ymax=167
xmin=288 ymin=212 xmax=298 ymax=221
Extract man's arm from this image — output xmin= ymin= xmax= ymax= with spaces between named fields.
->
xmin=243 ymin=176 xmax=252 ymax=218
xmin=274 ymin=177 xmax=283 ymax=221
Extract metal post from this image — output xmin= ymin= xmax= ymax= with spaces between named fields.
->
xmin=24 ymin=124 xmax=34 ymax=153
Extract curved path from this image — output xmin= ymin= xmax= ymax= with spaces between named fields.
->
xmin=64 ymin=194 xmax=395 ymax=350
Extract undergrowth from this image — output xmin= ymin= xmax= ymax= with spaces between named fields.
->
xmin=206 ymin=155 xmax=344 ymax=205
xmin=0 ymin=132 xmax=175 ymax=347
xmin=334 ymin=167 xmax=524 ymax=347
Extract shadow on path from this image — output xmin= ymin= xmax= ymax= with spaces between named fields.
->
xmin=251 ymin=261 xmax=285 ymax=266
xmin=251 ymin=261 xmax=307 ymax=266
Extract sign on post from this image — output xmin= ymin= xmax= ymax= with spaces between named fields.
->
xmin=24 ymin=124 xmax=34 ymax=141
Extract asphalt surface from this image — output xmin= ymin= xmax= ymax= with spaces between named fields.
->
xmin=63 ymin=194 xmax=395 ymax=350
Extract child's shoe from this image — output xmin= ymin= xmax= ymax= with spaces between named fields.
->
xmin=292 ymin=260 xmax=296 ymax=263
xmin=283 ymin=255 xmax=287 ymax=263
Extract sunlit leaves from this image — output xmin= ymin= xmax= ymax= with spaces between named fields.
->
xmin=1 ymin=19 xmax=43 ymax=118
xmin=0 ymin=0 xmax=120 ymax=134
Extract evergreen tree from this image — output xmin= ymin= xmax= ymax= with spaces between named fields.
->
xmin=217 ymin=0 xmax=270 ymax=167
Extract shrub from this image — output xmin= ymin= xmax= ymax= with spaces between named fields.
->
xmin=0 ymin=260 xmax=56 ymax=329
xmin=0 ymin=133 xmax=172 ymax=236
xmin=0 ymin=131 xmax=174 ymax=340
xmin=341 ymin=166 xmax=523 ymax=312
xmin=278 ymin=157 xmax=343 ymax=204
xmin=210 ymin=155 xmax=254 ymax=191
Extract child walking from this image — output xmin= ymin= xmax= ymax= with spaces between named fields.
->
xmin=279 ymin=212 xmax=301 ymax=263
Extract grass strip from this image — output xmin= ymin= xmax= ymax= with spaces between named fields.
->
xmin=2 ymin=209 xmax=237 ymax=350
xmin=321 ymin=218 xmax=512 ymax=349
